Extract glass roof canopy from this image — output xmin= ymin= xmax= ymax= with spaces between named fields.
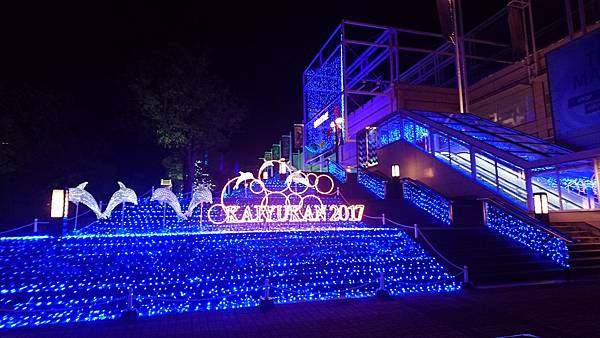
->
xmin=411 ymin=110 xmax=571 ymax=162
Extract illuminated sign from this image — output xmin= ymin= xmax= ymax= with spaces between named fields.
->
xmin=312 ymin=111 xmax=329 ymax=128
xmin=207 ymin=159 xmax=364 ymax=225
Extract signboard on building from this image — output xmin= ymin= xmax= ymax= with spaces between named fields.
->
xmin=294 ymin=124 xmax=304 ymax=150
xmin=272 ymin=143 xmax=281 ymax=160
xmin=547 ymin=29 xmax=600 ymax=150
xmin=281 ymin=134 xmax=292 ymax=160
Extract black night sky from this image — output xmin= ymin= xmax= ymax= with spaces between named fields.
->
xmin=0 ymin=0 xmax=549 ymax=226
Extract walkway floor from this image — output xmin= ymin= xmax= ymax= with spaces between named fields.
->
xmin=5 ymin=280 xmax=600 ymax=338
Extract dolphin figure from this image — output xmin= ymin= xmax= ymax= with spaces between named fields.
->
xmin=101 ymin=182 xmax=138 ymax=219
xmin=151 ymin=185 xmax=186 ymax=219
xmin=184 ymin=185 xmax=213 ymax=218
xmin=68 ymin=182 xmax=102 ymax=218
xmin=258 ymin=160 xmax=274 ymax=178
xmin=233 ymin=171 xmax=255 ymax=190
xmin=285 ymin=171 xmax=310 ymax=187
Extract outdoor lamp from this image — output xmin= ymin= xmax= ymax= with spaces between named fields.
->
xmin=330 ymin=121 xmax=336 ymax=129
xmin=160 ymin=179 xmax=172 ymax=187
xmin=262 ymin=171 xmax=269 ymax=180
xmin=51 ymin=189 xmax=69 ymax=218
xmin=335 ymin=117 xmax=343 ymax=127
xmin=533 ymin=192 xmax=549 ymax=215
xmin=391 ymin=164 xmax=400 ymax=178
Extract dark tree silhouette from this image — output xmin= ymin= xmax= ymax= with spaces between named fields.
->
xmin=129 ymin=44 xmax=244 ymax=193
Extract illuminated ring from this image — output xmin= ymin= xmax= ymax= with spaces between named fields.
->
xmin=286 ymin=191 xmax=303 ymax=206
xmin=287 ymin=177 xmax=309 ymax=195
xmin=220 ymin=177 xmax=239 ymax=204
xmin=249 ymin=179 xmax=266 ymax=195
xmin=306 ymin=173 xmax=319 ymax=187
xmin=300 ymin=194 xmax=325 ymax=209
xmin=260 ymin=191 xmax=289 ymax=207
xmin=207 ymin=204 xmax=227 ymax=225
xmin=315 ymin=174 xmax=335 ymax=195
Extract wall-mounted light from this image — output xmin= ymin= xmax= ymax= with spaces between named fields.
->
xmin=533 ymin=192 xmax=549 ymax=215
xmin=160 ymin=179 xmax=172 ymax=187
xmin=51 ymin=189 xmax=69 ymax=218
xmin=391 ymin=164 xmax=400 ymax=178
xmin=262 ymin=171 xmax=269 ymax=180
xmin=335 ymin=117 xmax=343 ymax=127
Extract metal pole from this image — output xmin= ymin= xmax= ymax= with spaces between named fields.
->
xmin=463 ymin=265 xmax=469 ymax=284
xmin=527 ymin=0 xmax=539 ymax=76
xmin=452 ymin=0 xmax=468 ymax=113
xmin=379 ymin=271 xmax=385 ymax=290
xmin=33 ymin=218 xmax=38 ymax=233
xmin=127 ymin=288 xmax=133 ymax=311
xmin=162 ymin=203 xmax=166 ymax=228
xmin=74 ymin=202 xmax=80 ymax=231
xmin=577 ymin=0 xmax=587 ymax=34
xmin=264 ymin=279 xmax=270 ymax=300
xmin=414 ymin=224 xmax=418 ymax=239
xmin=565 ymin=0 xmax=575 ymax=39
xmin=382 ymin=213 xmax=386 ymax=225
xmin=121 ymin=202 xmax=125 ymax=229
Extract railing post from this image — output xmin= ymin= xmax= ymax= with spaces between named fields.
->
xmin=122 ymin=287 xmax=138 ymax=321
xmin=127 ymin=288 xmax=133 ymax=311
xmin=382 ymin=213 xmax=386 ymax=225
xmin=376 ymin=271 xmax=389 ymax=298
xmin=260 ymin=278 xmax=273 ymax=309
xmin=463 ymin=265 xmax=469 ymax=285
xmin=414 ymin=223 xmax=418 ymax=239
xmin=33 ymin=218 xmax=38 ymax=233
xmin=336 ymin=187 xmax=340 ymax=197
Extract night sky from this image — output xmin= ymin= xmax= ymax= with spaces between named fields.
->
xmin=0 ymin=0 xmax=529 ymax=225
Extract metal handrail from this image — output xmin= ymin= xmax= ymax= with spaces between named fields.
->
xmin=478 ymin=197 xmax=574 ymax=243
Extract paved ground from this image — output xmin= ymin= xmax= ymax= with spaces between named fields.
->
xmin=4 ymin=280 xmax=600 ymax=338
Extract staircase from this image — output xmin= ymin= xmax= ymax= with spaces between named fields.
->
xmin=336 ymin=172 xmax=568 ymax=286
xmin=553 ymin=222 xmax=600 ymax=275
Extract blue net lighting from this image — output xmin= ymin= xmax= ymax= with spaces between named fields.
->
xmin=402 ymin=181 xmax=451 ymax=225
xmin=0 ymin=175 xmax=461 ymax=329
xmin=484 ymin=203 xmax=570 ymax=267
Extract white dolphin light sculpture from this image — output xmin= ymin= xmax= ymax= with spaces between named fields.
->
xmin=101 ymin=182 xmax=138 ymax=219
xmin=151 ymin=185 xmax=186 ymax=219
xmin=233 ymin=171 xmax=255 ymax=190
xmin=184 ymin=185 xmax=213 ymax=218
xmin=68 ymin=182 xmax=102 ymax=218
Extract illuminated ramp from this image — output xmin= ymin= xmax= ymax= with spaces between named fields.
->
xmin=374 ymin=110 xmax=599 ymax=212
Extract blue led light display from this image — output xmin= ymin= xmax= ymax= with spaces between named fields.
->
xmin=357 ymin=170 xmax=386 ymax=199
xmin=0 ymin=229 xmax=459 ymax=329
xmin=402 ymin=181 xmax=451 ymax=225
xmin=304 ymin=43 xmax=344 ymax=158
xmin=378 ymin=115 xmax=402 ymax=147
xmin=0 ymin=175 xmax=461 ymax=329
xmin=484 ymin=202 xmax=570 ymax=267
xmin=328 ymin=161 xmax=347 ymax=183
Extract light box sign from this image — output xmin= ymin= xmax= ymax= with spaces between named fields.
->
xmin=547 ymin=29 xmax=600 ymax=150
xmin=207 ymin=159 xmax=364 ymax=226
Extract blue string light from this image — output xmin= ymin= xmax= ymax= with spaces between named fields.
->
xmin=0 ymin=176 xmax=461 ymax=329
xmin=402 ymin=181 xmax=451 ymax=225
xmin=304 ymin=43 xmax=344 ymax=158
xmin=0 ymin=229 xmax=460 ymax=329
xmin=357 ymin=170 xmax=386 ymax=199
xmin=328 ymin=161 xmax=347 ymax=183
xmin=484 ymin=203 xmax=570 ymax=267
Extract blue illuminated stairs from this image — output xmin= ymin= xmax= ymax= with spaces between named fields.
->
xmin=337 ymin=172 xmax=568 ymax=285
